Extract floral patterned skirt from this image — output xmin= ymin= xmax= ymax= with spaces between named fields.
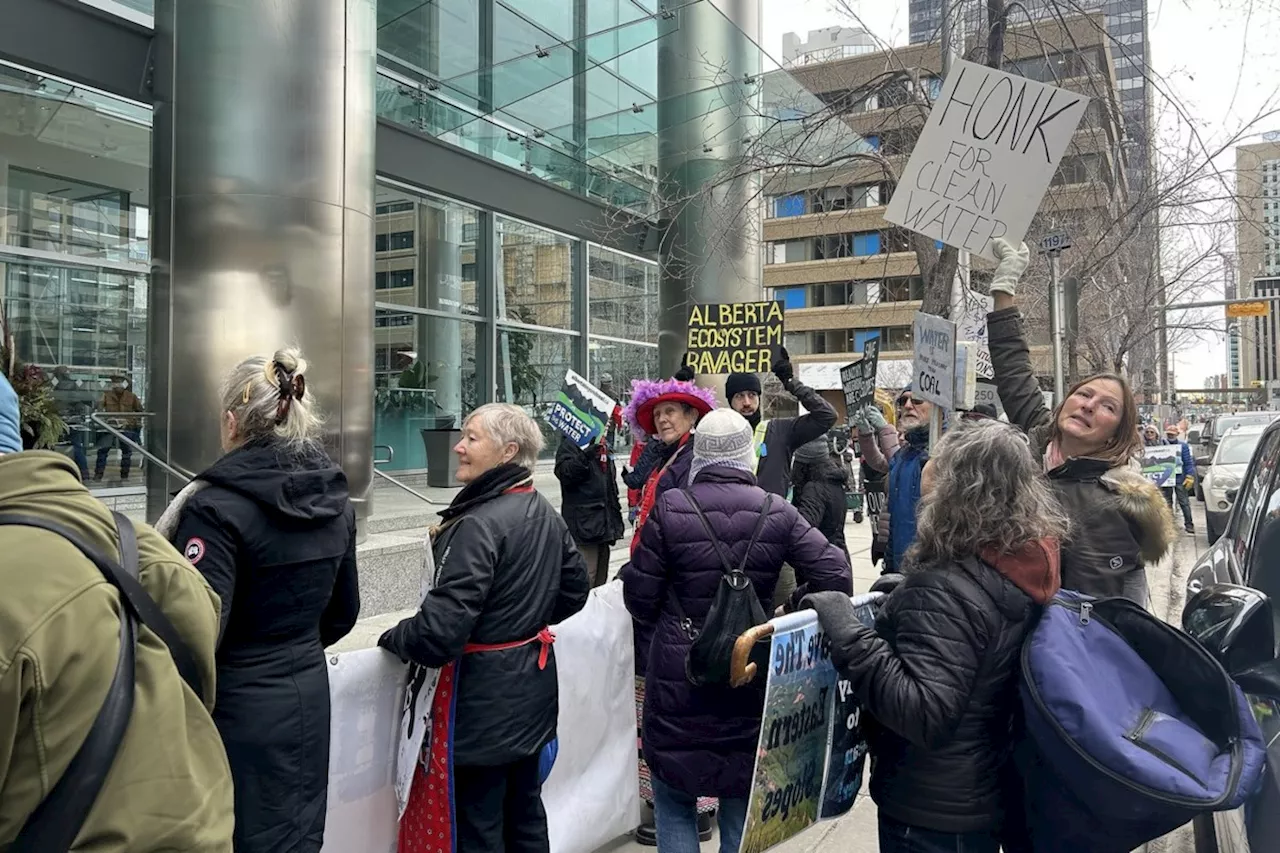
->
xmin=635 ymin=677 xmax=716 ymax=814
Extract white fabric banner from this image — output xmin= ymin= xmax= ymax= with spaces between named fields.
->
xmin=320 ymin=581 xmax=639 ymax=853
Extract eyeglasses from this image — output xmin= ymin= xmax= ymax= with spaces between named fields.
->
xmin=896 ymin=395 xmax=915 ymax=408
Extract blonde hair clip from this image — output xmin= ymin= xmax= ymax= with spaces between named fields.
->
xmin=242 ymin=382 xmax=253 ymax=404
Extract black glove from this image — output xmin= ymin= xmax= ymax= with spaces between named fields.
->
xmin=772 ymin=346 xmax=794 ymax=387
xmin=801 ymin=590 xmax=863 ymax=644
xmin=377 ymin=627 xmax=404 ymax=661
xmin=673 ymin=352 xmax=695 ymax=382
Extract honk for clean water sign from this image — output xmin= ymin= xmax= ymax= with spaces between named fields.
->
xmin=884 ymin=59 xmax=1089 ymax=261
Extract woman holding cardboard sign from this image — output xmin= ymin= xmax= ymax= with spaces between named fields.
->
xmin=985 ymin=238 xmax=1174 ymax=605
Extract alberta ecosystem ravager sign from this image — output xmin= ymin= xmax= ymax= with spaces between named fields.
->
xmin=884 ymin=59 xmax=1089 ymax=261
xmin=687 ymin=301 xmax=785 ymax=374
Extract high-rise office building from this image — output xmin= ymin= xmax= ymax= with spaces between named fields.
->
xmin=1235 ymin=139 xmax=1280 ymax=388
xmin=908 ymin=0 xmax=1150 ymax=196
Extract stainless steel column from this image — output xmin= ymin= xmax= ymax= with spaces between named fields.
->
xmin=656 ymin=0 xmax=763 ymax=387
xmin=419 ymin=203 xmax=463 ymax=424
xmin=148 ymin=0 xmax=376 ymax=531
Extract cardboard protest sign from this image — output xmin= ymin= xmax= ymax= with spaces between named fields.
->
xmin=912 ymin=312 xmax=957 ymax=409
xmin=547 ymin=369 xmax=617 ymax=449
xmin=953 ymin=341 xmax=978 ymax=410
xmin=973 ymin=380 xmax=1005 ymax=416
xmin=839 ymin=339 xmax=880 ymax=422
xmin=740 ymin=594 xmax=882 ymax=853
xmin=1141 ymin=444 xmax=1182 ymax=488
xmin=954 ymin=289 xmax=994 ymax=381
xmin=884 ymin=59 xmax=1090 ymax=260
xmin=687 ymin=301 xmax=785 ymax=375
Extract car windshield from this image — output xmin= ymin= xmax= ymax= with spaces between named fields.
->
xmin=1217 ymin=431 xmax=1264 ymax=465
xmin=1216 ymin=414 xmax=1275 ymax=438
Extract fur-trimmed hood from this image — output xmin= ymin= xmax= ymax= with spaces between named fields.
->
xmin=1100 ymin=467 xmax=1177 ymax=564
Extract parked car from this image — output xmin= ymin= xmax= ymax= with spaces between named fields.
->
xmin=1184 ymin=416 xmax=1280 ymax=851
xmin=1203 ymin=425 xmax=1270 ymax=544
xmin=1198 ymin=412 xmax=1280 ymax=502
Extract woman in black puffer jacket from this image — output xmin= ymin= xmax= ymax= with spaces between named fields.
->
xmin=805 ymin=420 xmax=1070 ymax=853
xmin=790 ymin=437 xmax=849 ymax=561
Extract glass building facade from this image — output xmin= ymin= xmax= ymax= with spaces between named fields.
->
xmin=2 ymin=0 xmax=838 ymax=490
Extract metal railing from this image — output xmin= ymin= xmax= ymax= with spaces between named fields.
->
xmin=371 ymin=444 xmax=446 ymax=506
xmin=88 ymin=413 xmax=196 ymax=483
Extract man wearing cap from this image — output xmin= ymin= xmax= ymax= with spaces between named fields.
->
xmin=725 ymin=347 xmax=836 ymax=498
xmin=95 ymin=374 xmax=144 ymax=482
xmin=1165 ymin=423 xmax=1196 ymax=534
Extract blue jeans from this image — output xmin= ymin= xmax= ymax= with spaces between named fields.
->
xmin=652 ymin=777 xmax=746 ymax=853
xmin=878 ymin=815 xmax=1001 ymax=853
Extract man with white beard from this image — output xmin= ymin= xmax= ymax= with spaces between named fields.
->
xmin=884 ymin=383 xmax=935 ymax=572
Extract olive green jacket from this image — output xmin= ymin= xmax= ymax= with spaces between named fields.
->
xmin=0 ymin=452 xmax=233 ymax=852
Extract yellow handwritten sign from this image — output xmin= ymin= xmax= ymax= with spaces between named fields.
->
xmin=687 ymin=301 xmax=785 ymax=375
xmin=1226 ymin=301 xmax=1270 ymax=318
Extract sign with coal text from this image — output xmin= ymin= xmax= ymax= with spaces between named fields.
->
xmin=687 ymin=301 xmax=785 ymax=374
xmin=840 ymin=338 xmax=880 ymax=421
xmin=884 ymin=59 xmax=1089 ymax=261
xmin=912 ymin=312 xmax=957 ymax=409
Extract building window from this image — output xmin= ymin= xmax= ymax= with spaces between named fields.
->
xmin=776 ymin=286 xmax=808 ymax=310
xmin=770 ymin=194 xmax=807 ymax=218
xmin=852 ymin=232 xmax=881 ymax=256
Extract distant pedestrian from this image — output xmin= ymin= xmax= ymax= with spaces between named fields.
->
xmin=555 ymin=432 xmax=625 ymax=587
xmin=1164 ymin=423 xmax=1196 ymax=533
xmin=791 ymin=436 xmax=850 ymax=561
xmin=95 ymin=374 xmax=143 ymax=481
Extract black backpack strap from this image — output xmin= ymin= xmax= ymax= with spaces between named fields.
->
xmin=0 ymin=513 xmax=205 ymax=700
xmin=9 ymin=514 xmax=141 ymax=852
xmin=683 ymin=491 xmax=774 ymax=576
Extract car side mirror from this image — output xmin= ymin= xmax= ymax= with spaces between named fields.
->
xmin=869 ymin=573 xmax=905 ymax=596
xmin=1183 ymin=584 xmax=1276 ymax=675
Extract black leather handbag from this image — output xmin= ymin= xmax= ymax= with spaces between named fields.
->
xmin=0 ymin=511 xmax=203 ymax=853
xmin=671 ymin=491 xmax=773 ymax=687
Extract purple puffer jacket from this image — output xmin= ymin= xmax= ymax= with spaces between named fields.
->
xmin=621 ymin=465 xmax=852 ymax=799
xmin=631 ymin=440 xmax=695 ymax=678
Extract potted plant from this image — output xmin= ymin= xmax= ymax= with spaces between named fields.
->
xmin=0 ymin=302 xmax=65 ymax=449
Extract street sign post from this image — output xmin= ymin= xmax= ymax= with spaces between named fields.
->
xmin=1037 ymin=231 xmax=1070 ymax=403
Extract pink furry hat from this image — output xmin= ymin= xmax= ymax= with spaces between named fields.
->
xmin=623 ymin=377 xmax=718 ymax=436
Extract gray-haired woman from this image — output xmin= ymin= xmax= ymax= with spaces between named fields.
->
xmin=379 ymin=403 xmax=591 ymax=853
xmin=805 ymin=420 xmax=1070 ymax=853
xmin=160 ymin=347 xmax=359 ymax=852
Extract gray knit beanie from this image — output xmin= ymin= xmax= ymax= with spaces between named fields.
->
xmin=792 ymin=436 xmax=831 ymax=464
xmin=691 ymin=409 xmax=757 ymax=481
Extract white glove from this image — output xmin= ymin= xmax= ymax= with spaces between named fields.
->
xmin=989 ymin=239 xmax=1030 ymax=297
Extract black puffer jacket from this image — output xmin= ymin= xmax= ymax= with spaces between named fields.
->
xmin=821 ymin=556 xmax=1039 ymax=833
xmin=379 ymin=463 xmax=591 ymax=766
xmin=987 ymin=307 xmax=1174 ymax=601
xmin=554 ymin=435 xmax=625 ymax=545
xmin=792 ymin=460 xmax=849 ymax=558
xmin=169 ymin=439 xmax=359 ymax=853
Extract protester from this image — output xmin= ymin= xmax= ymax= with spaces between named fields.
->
xmin=854 ymin=401 xmax=900 ymax=569
xmin=555 ymin=432 xmax=625 ymax=587
xmin=95 ymin=373 xmax=144 ymax=481
xmin=724 ymin=346 xmax=837 ymax=497
xmin=623 ymin=426 xmax=650 ymax=527
xmin=621 ymin=374 xmax=718 ymax=845
xmin=877 ymin=384 xmax=933 ymax=572
xmin=806 ymin=420 xmax=1071 ymax=853
xmin=379 ymin=403 xmax=590 ymax=853
xmin=0 ymin=370 xmax=234 ymax=851
xmin=791 ymin=436 xmax=850 ymax=561
xmin=623 ymin=375 xmax=718 ymax=549
xmin=622 ymin=409 xmax=852 ymax=853
xmin=988 ymin=239 xmax=1174 ymax=603
xmin=1165 ymin=423 xmax=1197 ymax=533
xmin=159 ymin=348 xmax=359 ymax=853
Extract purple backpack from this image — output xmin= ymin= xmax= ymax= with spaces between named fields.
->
xmin=1014 ymin=592 xmax=1266 ymax=852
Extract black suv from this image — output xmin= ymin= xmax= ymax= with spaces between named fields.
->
xmin=1185 ymin=417 xmax=1280 ymax=851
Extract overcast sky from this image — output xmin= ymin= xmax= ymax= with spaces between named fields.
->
xmin=757 ymin=0 xmax=1280 ymax=391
